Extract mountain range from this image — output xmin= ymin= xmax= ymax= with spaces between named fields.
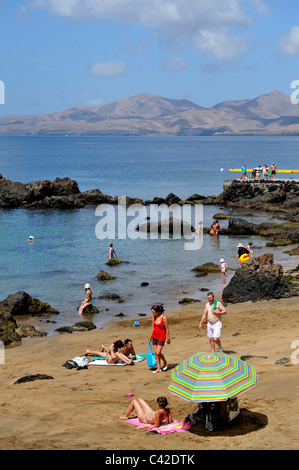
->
xmin=1 ymin=90 xmax=299 ymax=136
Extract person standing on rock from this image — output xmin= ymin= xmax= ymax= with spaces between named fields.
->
xmin=262 ymin=163 xmax=268 ymax=180
xmin=270 ymin=162 xmax=277 ymax=181
xmin=109 ymin=243 xmax=118 ymax=259
xmin=240 ymin=163 xmax=247 ymax=180
xmin=198 ymin=292 xmax=226 ymax=353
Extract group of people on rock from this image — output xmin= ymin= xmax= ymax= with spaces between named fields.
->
xmin=240 ymin=162 xmax=277 ymax=180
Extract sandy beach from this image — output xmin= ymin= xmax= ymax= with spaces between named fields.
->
xmin=0 ymin=291 xmax=298 ymax=452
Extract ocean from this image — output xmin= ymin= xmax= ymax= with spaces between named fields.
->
xmin=0 ymin=135 xmax=298 ymax=336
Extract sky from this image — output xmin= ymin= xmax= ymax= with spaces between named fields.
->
xmin=1 ymin=0 xmax=299 ymax=116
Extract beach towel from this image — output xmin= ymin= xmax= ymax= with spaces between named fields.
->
xmin=88 ymin=359 xmax=128 ymax=366
xmin=89 ymin=355 xmax=145 ymax=364
xmin=126 ymin=418 xmax=191 ymax=434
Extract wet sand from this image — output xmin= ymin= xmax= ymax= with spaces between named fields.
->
xmin=0 ymin=293 xmax=298 ymax=451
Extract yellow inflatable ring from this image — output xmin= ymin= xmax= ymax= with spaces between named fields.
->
xmin=239 ymin=253 xmax=250 ymax=264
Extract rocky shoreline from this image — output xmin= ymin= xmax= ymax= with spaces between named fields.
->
xmin=1 ymin=175 xmax=298 ymax=347
xmin=1 ymin=173 xmax=298 ymax=214
xmin=3 ymin=173 xmax=297 ymax=246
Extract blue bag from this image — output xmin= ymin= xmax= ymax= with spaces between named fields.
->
xmin=147 ymin=340 xmax=157 ymax=368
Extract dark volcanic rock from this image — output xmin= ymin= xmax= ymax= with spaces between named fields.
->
xmin=55 ymin=320 xmax=96 ymax=334
xmin=0 ymin=291 xmax=59 ymax=316
xmin=14 ymin=374 xmax=54 ymax=384
xmin=0 ymin=176 xmax=83 ymax=209
xmin=0 ymin=175 xmax=146 ymax=209
xmin=0 ymin=313 xmax=21 ymax=346
xmin=218 ymin=179 xmax=299 ymax=212
xmin=221 ymin=217 xmax=299 ymax=246
xmin=137 ymin=216 xmax=194 ymax=236
xmin=0 ymin=292 xmax=59 ymax=345
xmin=222 ymin=254 xmax=296 ymax=303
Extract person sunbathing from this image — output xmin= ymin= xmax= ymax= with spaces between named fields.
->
xmin=84 ymin=340 xmax=134 ymax=365
xmin=120 ymin=397 xmax=173 ymax=429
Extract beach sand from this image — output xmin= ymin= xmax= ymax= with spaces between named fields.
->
xmin=0 ymin=294 xmax=298 ymax=451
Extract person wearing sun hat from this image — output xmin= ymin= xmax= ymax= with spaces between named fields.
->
xmin=78 ymin=283 xmax=92 ymax=315
xmin=220 ymin=258 xmax=228 ymax=280
xmin=235 ymin=242 xmax=249 ymax=262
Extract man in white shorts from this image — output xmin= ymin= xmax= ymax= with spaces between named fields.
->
xmin=198 ymin=291 xmax=226 ymax=353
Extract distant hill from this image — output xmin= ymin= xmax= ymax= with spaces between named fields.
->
xmin=1 ymin=90 xmax=299 ymax=136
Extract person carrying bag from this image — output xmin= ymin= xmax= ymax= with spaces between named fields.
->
xmin=147 ymin=340 xmax=157 ymax=368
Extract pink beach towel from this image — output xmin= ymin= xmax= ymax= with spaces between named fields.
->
xmin=126 ymin=418 xmax=191 ymax=434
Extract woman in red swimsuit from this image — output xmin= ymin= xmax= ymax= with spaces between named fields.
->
xmin=149 ymin=305 xmax=171 ymax=374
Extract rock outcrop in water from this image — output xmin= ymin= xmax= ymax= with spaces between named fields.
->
xmin=1 ymin=174 xmax=298 ymax=218
xmin=217 ymin=179 xmax=299 ymax=214
xmin=221 ymin=217 xmax=299 ymax=246
xmin=0 ymin=291 xmax=59 ymax=317
xmin=0 ymin=174 xmax=143 ymax=209
xmin=222 ymin=254 xmax=298 ymax=303
xmin=0 ymin=291 xmax=59 ymax=346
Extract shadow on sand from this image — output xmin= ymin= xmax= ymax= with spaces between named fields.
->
xmin=188 ymin=407 xmax=268 ymax=437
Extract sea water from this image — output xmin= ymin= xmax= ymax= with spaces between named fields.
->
xmin=0 ymin=135 xmax=298 ymax=336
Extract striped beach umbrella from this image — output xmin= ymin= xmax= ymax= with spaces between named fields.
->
xmin=168 ymin=352 xmax=257 ymax=402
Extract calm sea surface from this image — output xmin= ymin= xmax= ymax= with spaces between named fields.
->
xmin=0 ymin=135 xmax=298 ymax=336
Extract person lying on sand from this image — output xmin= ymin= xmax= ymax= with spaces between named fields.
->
xmin=84 ymin=340 xmax=134 ymax=365
xmin=120 ymin=397 xmax=173 ymax=429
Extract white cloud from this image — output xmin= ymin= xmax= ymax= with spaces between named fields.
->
xmin=278 ymin=26 xmax=299 ymax=56
xmin=29 ymin=0 xmax=250 ymax=28
xmin=194 ymin=28 xmax=249 ymax=61
xmin=249 ymin=0 xmax=269 ymax=16
xmin=161 ymin=53 xmax=187 ymax=72
xmin=29 ymin=0 xmax=263 ymax=62
xmin=87 ymin=61 xmax=128 ymax=77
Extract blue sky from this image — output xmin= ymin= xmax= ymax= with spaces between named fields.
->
xmin=1 ymin=0 xmax=299 ymax=116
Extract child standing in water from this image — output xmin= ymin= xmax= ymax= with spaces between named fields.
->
xmin=220 ymin=258 xmax=228 ymax=280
